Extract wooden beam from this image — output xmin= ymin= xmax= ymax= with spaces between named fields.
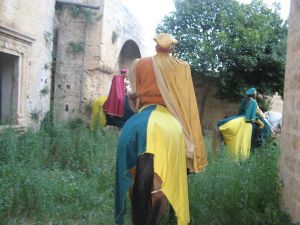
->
xmin=56 ymin=0 xmax=100 ymax=9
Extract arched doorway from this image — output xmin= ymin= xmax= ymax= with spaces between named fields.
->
xmin=118 ymin=40 xmax=141 ymax=70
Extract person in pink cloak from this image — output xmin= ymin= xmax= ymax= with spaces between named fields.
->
xmin=103 ymin=68 xmax=128 ymax=117
xmin=99 ymin=68 xmax=135 ymax=128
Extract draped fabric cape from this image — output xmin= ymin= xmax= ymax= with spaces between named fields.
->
xmin=217 ymin=97 xmax=260 ymax=159
xmin=90 ymin=96 xmax=108 ymax=129
xmin=103 ymin=75 xmax=125 ymax=117
xmin=238 ymin=98 xmax=258 ymax=122
xmin=218 ymin=116 xmax=253 ymax=159
xmin=115 ymin=105 xmax=189 ymax=225
xmin=130 ymin=53 xmax=207 ymax=172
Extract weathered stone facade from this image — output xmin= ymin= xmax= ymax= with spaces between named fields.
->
xmin=192 ymin=75 xmax=239 ymax=131
xmin=0 ymin=0 xmax=285 ymax=130
xmin=0 ymin=0 xmax=151 ymax=126
xmin=280 ymin=0 xmax=300 ymax=223
xmin=53 ymin=0 xmax=151 ymax=121
xmin=0 ymin=0 xmax=56 ymax=128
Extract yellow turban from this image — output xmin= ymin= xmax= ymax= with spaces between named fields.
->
xmin=154 ymin=33 xmax=178 ymax=49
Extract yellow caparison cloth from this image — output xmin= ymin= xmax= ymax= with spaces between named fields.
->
xmin=146 ymin=105 xmax=189 ymax=225
xmin=219 ymin=117 xmax=253 ymax=159
xmin=90 ymin=96 xmax=107 ymax=130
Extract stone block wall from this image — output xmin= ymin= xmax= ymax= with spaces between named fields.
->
xmin=0 ymin=0 xmax=55 ymax=128
xmin=53 ymin=0 xmax=149 ymax=121
xmin=83 ymin=0 xmax=149 ymax=105
xmin=54 ymin=3 xmax=90 ymax=120
xmin=101 ymin=0 xmax=148 ymax=67
xmin=192 ymin=75 xmax=239 ymax=131
xmin=193 ymin=74 xmax=283 ymax=132
xmin=280 ymin=0 xmax=300 ymax=223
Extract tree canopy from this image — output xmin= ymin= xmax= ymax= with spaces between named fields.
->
xmin=157 ymin=0 xmax=287 ymax=101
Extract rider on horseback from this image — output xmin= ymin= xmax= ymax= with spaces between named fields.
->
xmin=215 ymin=87 xmax=271 ymax=158
xmin=115 ymin=33 xmax=207 ymax=225
xmin=90 ymin=68 xmax=135 ymax=129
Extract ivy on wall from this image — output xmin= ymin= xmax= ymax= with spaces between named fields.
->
xmin=68 ymin=41 xmax=85 ymax=53
xmin=44 ymin=31 xmax=53 ymax=48
xmin=71 ymin=5 xmax=97 ymax=22
xmin=40 ymin=86 xmax=50 ymax=95
xmin=112 ymin=31 xmax=119 ymax=44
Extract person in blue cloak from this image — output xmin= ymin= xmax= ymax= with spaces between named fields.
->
xmin=216 ymin=88 xmax=271 ymax=159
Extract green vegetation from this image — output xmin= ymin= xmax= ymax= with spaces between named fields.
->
xmin=30 ymin=111 xmax=40 ymax=122
xmin=40 ymin=86 xmax=50 ymax=96
xmin=0 ymin=121 xmax=118 ymax=225
xmin=157 ymin=0 xmax=287 ymax=101
xmin=0 ymin=122 xmax=293 ymax=224
xmin=112 ymin=31 xmax=119 ymax=44
xmin=188 ymin=140 xmax=293 ymax=225
xmin=71 ymin=5 xmax=97 ymax=22
xmin=68 ymin=41 xmax=85 ymax=53
xmin=44 ymin=62 xmax=52 ymax=70
xmin=43 ymin=31 xmax=53 ymax=48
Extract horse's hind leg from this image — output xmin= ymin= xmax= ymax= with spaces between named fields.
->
xmin=132 ymin=153 xmax=154 ymax=225
xmin=150 ymin=175 xmax=168 ymax=225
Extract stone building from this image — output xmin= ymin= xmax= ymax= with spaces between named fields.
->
xmin=280 ymin=0 xmax=300 ymax=223
xmin=53 ymin=0 xmax=151 ymax=121
xmin=0 ymin=0 xmax=152 ymax=127
xmin=1 ymin=0 xmax=300 ymax=222
xmin=0 ymin=0 xmax=56 ymax=129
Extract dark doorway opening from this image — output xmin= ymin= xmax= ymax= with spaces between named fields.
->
xmin=0 ymin=52 xmax=19 ymax=125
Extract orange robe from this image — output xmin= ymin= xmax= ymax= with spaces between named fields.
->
xmin=135 ymin=57 xmax=165 ymax=107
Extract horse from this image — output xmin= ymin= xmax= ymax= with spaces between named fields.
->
xmin=90 ymin=95 xmax=135 ymax=129
xmin=264 ymin=111 xmax=282 ymax=135
xmin=115 ymin=104 xmax=189 ymax=225
xmin=211 ymin=111 xmax=282 ymax=157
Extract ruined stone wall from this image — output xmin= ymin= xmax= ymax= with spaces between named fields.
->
xmin=101 ymin=0 xmax=148 ymax=67
xmin=280 ymin=0 xmax=300 ymax=222
xmin=83 ymin=0 xmax=149 ymax=107
xmin=193 ymin=75 xmax=239 ymax=131
xmin=193 ymin=74 xmax=283 ymax=132
xmin=54 ymin=0 xmax=149 ymax=121
xmin=0 ymin=0 xmax=55 ymax=128
xmin=54 ymin=3 xmax=96 ymax=121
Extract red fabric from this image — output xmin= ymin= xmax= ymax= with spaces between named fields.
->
xmin=103 ymin=75 xmax=125 ymax=116
xmin=155 ymin=46 xmax=171 ymax=53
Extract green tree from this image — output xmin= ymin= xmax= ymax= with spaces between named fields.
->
xmin=157 ymin=0 xmax=287 ymax=102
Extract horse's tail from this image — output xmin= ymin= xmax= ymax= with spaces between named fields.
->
xmin=132 ymin=153 xmax=154 ymax=225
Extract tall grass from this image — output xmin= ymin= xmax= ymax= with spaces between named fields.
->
xmin=0 ymin=120 xmax=118 ymax=225
xmin=0 ymin=121 xmax=293 ymax=225
xmin=188 ymin=140 xmax=293 ymax=225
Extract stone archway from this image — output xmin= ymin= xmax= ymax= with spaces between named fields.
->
xmin=118 ymin=40 xmax=141 ymax=70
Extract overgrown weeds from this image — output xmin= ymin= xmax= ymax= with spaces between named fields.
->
xmin=0 ymin=123 xmax=293 ymax=225
xmin=187 ymin=139 xmax=293 ymax=225
xmin=0 ymin=121 xmax=118 ymax=225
